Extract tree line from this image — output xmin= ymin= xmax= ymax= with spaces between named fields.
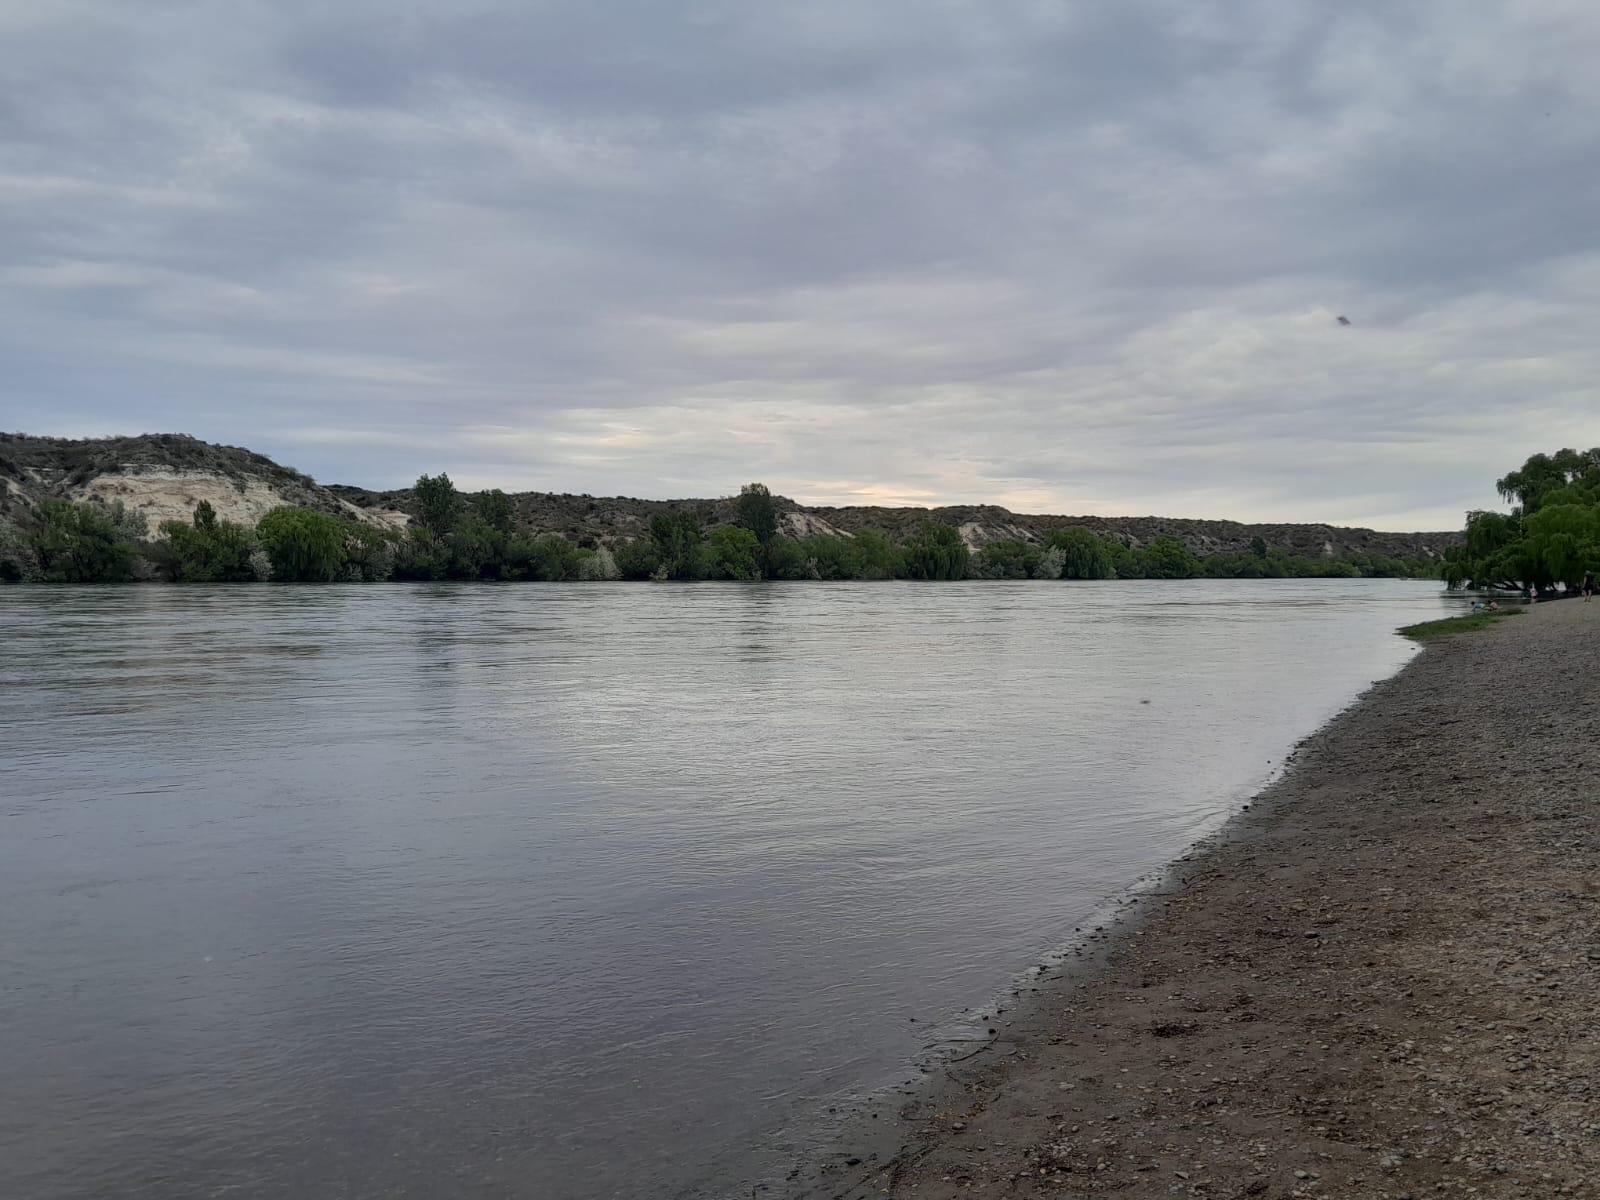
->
xmin=0 ymin=476 xmax=1436 ymax=585
xmin=1441 ymin=448 xmax=1600 ymax=592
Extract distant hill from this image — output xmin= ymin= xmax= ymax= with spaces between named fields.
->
xmin=0 ymin=432 xmax=410 ymax=536
xmin=0 ymin=432 xmax=1461 ymax=559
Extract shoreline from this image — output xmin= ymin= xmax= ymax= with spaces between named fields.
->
xmin=776 ymin=599 xmax=1598 ymax=1198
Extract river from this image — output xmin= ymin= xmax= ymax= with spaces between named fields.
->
xmin=0 ymin=579 xmax=1458 ymax=1199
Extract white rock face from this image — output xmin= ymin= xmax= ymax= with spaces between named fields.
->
xmin=782 ymin=510 xmax=850 ymax=539
xmin=72 ymin=469 xmax=408 ymax=536
xmin=956 ymin=520 xmax=1035 ymax=550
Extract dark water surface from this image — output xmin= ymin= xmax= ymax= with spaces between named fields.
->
xmin=0 ymin=581 xmax=1456 ymax=1199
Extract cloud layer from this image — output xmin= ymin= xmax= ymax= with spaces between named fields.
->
xmin=5 ymin=0 xmax=1600 ymax=528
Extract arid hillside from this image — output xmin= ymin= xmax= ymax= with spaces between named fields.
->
xmin=798 ymin=504 xmax=1458 ymax=558
xmin=0 ymin=433 xmax=409 ymax=536
xmin=2 ymin=432 xmax=1460 ymax=558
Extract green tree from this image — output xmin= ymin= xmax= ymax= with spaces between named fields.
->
xmin=158 ymin=500 xmax=258 ymax=582
xmin=1035 ymin=545 xmax=1066 ymax=581
xmin=1139 ymin=535 xmax=1200 ymax=579
xmin=393 ymin=528 xmax=450 ymax=580
xmin=1524 ymin=503 xmax=1600 ymax=588
xmin=650 ymin=510 xmax=704 ymax=579
xmin=1442 ymin=446 xmax=1600 ymax=592
xmin=804 ymin=535 xmax=866 ymax=580
xmin=255 ymin=507 xmax=349 ymax=582
xmin=763 ymin=535 xmax=816 ymax=579
xmin=413 ymin=473 xmax=460 ymax=534
xmin=473 ymin=489 xmax=515 ymax=534
xmin=1047 ymin=527 xmax=1117 ymax=580
xmin=447 ymin=516 xmax=508 ymax=579
xmin=1249 ymin=536 xmax=1269 ymax=560
xmin=504 ymin=535 xmax=582 ymax=581
xmin=614 ymin=537 xmax=660 ymax=580
xmin=736 ymin=483 xmax=780 ymax=548
xmin=345 ymin=525 xmax=398 ymax=582
xmin=1464 ymin=510 xmax=1522 ymax=561
xmin=31 ymin=499 xmax=145 ymax=583
xmin=973 ymin=539 xmax=1041 ymax=580
xmin=705 ymin=525 xmax=762 ymax=580
xmin=851 ymin=529 xmax=901 ymax=580
xmin=1496 ymin=448 xmax=1600 ymax=515
xmin=902 ymin=523 xmax=969 ymax=580
xmin=1441 ymin=509 xmax=1529 ymax=589
xmin=1202 ymin=551 xmax=1271 ymax=579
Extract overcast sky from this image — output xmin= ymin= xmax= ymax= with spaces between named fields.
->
xmin=5 ymin=1 xmax=1600 ymax=528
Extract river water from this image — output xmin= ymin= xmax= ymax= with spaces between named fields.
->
xmin=0 ymin=579 xmax=1457 ymax=1199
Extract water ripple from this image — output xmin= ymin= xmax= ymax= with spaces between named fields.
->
xmin=0 ymin=580 xmax=1457 ymax=1199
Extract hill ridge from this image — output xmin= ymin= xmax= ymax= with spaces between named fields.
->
xmin=0 ymin=432 xmax=1459 ymax=558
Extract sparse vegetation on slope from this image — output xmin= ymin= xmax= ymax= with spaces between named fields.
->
xmin=0 ymin=432 xmax=1459 ymax=585
xmin=0 ymin=432 xmax=407 ymax=533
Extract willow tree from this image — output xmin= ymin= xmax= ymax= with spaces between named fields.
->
xmin=1047 ymin=527 xmax=1117 ymax=580
xmin=902 ymin=523 xmax=969 ymax=580
xmin=255 ymin=507 xmax=349 ymax=582
xmin=1442 ymin=447 xmax=1600 ymax=590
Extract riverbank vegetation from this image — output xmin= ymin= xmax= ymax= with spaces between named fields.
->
xmin=1399 ymin=609 xmax=1523 ymax=640
xmin=1441 ymin=448 xmax=1600 ymax=593
xmin=0 ymin=474 xmax=1441 ymax=585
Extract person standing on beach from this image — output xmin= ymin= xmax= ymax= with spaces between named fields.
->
xmin=1585 ymin=569 xmax=1596 ymax=601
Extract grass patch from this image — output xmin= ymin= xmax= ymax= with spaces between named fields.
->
xmin=1400 ymin=608 xmax=1524 ymax=641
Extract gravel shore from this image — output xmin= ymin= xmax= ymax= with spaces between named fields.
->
xmin=793 ymin=600 xmax=1599 ymax=1199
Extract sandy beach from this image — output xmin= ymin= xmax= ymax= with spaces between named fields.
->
xmin=789 ymin=600 xmax=1600 ymax=1199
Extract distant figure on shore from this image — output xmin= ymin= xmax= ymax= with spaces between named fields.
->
xmin=1486 ymin=600 xmax=1500 ymax=611
xmin=1585 ymin=570 xmax=1595 ymax=601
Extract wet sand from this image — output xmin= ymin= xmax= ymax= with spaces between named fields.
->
xmin=787 ymin=600 xmax=1600 ymax=1199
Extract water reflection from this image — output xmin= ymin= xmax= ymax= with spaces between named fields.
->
xmin=0 ymin=580 xmax=1457 ymax=1200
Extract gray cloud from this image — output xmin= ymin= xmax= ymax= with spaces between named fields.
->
xmin=4 ymin=0 xmax=1600 ymax=528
